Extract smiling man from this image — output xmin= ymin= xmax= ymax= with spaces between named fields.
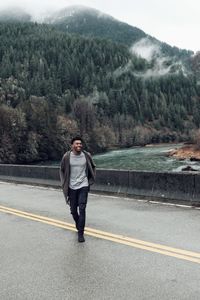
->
xmin=60 ymin=136 xmax=96 ymax=242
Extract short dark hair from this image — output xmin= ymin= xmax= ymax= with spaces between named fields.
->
xmin=71 ymin=136 xmax=83 ymax=145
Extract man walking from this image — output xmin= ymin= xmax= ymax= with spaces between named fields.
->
xmin=60 ymin=137 xmax=96 ymax=242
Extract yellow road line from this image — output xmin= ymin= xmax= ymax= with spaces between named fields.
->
xmin=1 ymin=204 xmax=200 ymax=264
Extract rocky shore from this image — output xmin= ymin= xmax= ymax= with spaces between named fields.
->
xmin=168 ymin=144 xmax=200 ymax=161
xmin=167 ymin=144 xmax=200 ymax=171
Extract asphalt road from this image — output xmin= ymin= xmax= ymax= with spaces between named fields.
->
xmin=1 ymin=181 xmax=200 ymax=300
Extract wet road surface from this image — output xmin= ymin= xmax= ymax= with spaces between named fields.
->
xmin=1 ymin=181 xmax=200 ymax=300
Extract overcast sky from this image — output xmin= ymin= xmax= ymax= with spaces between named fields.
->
xmin=0 ymin=0 xmax=199 ymax=53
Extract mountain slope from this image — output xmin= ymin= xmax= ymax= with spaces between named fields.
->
xmin=0 ymin=5 xmax=193 ymax=59
xmin=45 ymin=5 xmax=146 ymax=46
xmin=45 ymin=5 xmax=193 ymax=59
xmin=0 ymin=22 xmax=199 ymax=164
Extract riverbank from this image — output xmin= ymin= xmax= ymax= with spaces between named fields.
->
xmin=168 ymin=144 xmax=200 ymax=161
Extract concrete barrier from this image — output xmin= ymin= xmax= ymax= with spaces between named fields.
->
xmin=0 ymin=164 xmax=199 ymax=204
xmin=94 ymin=169 xmax=129 ymax=195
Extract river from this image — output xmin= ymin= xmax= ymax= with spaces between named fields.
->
xmin=93 ymin=144 xmax=200 ymax=172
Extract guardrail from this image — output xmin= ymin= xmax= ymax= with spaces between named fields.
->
xmin=0 ymin=164 xmax=199 ymax=205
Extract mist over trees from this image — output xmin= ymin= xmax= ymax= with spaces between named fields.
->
xmin=0 ymin=22 xmax=200 ymax=163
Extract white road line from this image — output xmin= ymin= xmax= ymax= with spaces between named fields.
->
xmin=0 ymin=181 xmax=198 ymax=210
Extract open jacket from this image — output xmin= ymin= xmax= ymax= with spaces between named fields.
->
xmin=60 ymin=150 xmax=96 ymax=203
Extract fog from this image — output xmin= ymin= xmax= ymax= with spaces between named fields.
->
xmin=131 ymin=38 xmax=172 ymax=78
xmin=0 ymin=0 xmax=80 ymax=20
xmin=113 ymin=38 xmax=188 ymax=79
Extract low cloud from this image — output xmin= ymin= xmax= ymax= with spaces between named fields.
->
xmin=0 ymin=0 xmax=76 ymax=21
xmin=114 ymin=37 xmax=188 ymax=79
xmin=131 ymin=37 xmax=160 ymax=62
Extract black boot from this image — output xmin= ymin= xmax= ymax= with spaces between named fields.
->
xmin=78 ymin=231 xmax=85 ymax=243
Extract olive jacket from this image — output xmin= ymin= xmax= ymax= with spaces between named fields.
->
xmin=60 ymin=150 xmax=96 ymax=204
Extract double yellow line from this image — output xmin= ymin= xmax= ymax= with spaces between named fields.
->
xmin=1 ymin=204 xmax=200 ymax=264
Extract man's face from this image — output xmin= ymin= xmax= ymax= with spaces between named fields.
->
xmin=72 ymin=140 xmax=83 ymax=153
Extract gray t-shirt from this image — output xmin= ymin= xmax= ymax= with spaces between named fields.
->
xmin=69 ymin=151 xmax=89 ymax=190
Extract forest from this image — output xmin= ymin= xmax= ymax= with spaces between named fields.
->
xmin=0 ymin=22 xmax=200 ymax=163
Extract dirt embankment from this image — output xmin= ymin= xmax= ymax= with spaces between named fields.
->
xmin=168 ymin=144 xmax=200 ymax=161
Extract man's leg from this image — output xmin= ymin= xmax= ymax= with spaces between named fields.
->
xmin=68 ymin=188 xmax=79 ymax=230
xmin=77 ymin=186 xmax=88 ymax=242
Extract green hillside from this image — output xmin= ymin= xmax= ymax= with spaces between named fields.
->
xmin=0 ymin=21 xmax=199 ymax=163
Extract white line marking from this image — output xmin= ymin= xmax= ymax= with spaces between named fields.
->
xmin=0 ymin=181 xmax=199 ymax=210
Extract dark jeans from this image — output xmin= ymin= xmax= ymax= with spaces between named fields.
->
xmin=68 ymin=186 xmax=88 ymax=233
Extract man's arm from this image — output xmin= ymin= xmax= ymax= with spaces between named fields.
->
xmin=60 ymin=154 xmax=66 ymax=187
xmin=60 ymin=153 xmax=70 ymax=205
xmin=90 ymin=155 xmax=96 ymax=177
xmin=86 ymin=152 xmax=96 ymax=181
